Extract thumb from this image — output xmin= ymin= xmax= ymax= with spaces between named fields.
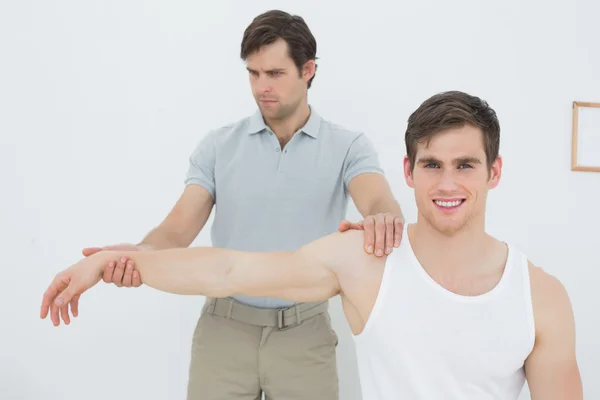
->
xmin=55 ymin=285 xmax=78 ymax=307
xmin=82 ymin=247 xmax=102 ymax=257
xmin=339 ymin=220 xmax=364 ymax=232
xmin=338 ymin=220 xmax=349 ymax=232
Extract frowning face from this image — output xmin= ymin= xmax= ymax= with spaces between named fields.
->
xmin=245 ymin=38 xmax=314 ymax=122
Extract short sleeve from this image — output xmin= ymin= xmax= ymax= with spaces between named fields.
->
xmin=184 ymin=131 xmax=218 ymax=199
xmin=343 ymin=133 xmax=384 ymax=188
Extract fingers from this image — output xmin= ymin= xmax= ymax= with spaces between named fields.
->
xmin=121 ymin=260 xmax=134 ymax=287
xmin=60 ymin=302 xmax=71 ymax=325
xmin=363 ymin=216 xmax=375 ymax=254
xmin=111 ymin=257 xmax=127 ymax=287
xmin=384 ymin=215 xmax=395 ymax=254
xmin=70 ymin=294 xmax=80 ymax=318
xmin=41 ymin=273 xmax=78 ymax=327
xmin=41 ymin=274 xmax=69 ymax=320
xmin=363 ymin=213 xmax=404 ymax=257
xmin=55 ymin=284 xmax=86 ymax=326
xmin=132 ymin=270 xmax=142 ymax=287
xmin=373 ymin=214 xmax=386 ymax=256
xmin=102 ymin=257 xmax=138 ymax=287
xmin=103 ymin=260 xmax=115 ymax=283
xmin=394 ymin=217 xmax=404 ymax=247
xmin=51 ymin=300 xmax=61 ymax=326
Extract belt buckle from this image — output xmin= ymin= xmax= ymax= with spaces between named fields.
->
xmin=276 ymin=306 xmax=298 ymax=331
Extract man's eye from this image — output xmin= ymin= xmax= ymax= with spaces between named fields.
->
xmin=425 ymin=163 xmax=439 ymax=168
xmin=458 ymin=164 xmax=473 ymax=169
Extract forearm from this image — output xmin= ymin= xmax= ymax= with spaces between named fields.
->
xmin=137 ymin=226 xmax=193 ymax=250
xmin=364 ymin=195 xmax=404 ymax=220
xmin=103 ymin=247 xmax=237 ymax=296
xmin=97 ymin=239 xmax=341 ymax=302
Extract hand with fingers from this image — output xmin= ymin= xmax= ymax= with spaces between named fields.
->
xmin=338 ymin=213 xmax=404 ymax=257
xmin=82 ymin=243 xmax=146 ymax=288
xmin=40 ymin=253 xmax=110 ymax=326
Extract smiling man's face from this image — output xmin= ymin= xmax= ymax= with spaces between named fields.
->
xmin=404 ymin=124 xmax=502 ymax=236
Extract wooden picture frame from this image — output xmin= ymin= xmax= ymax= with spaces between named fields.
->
xmin=571 ymin=101 xmax=600 ymax=172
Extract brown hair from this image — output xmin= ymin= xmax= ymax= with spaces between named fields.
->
xmin=405 ymin=91 xmax=500 ymax=171
xmin=240 ymin=10 xmax=318 ymax=88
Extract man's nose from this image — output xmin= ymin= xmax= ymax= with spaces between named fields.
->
xmin=437 ymin=170 xmax=459 ymax=192
xmin=256 ymin=76 xmax=272 ymax=94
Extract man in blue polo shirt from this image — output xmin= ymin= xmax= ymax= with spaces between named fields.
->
xmin=78 ymin=10 xmax=404 ymax=400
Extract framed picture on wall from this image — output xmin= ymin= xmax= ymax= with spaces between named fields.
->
xmin=571 ymin=101 xmax=600 ymax=172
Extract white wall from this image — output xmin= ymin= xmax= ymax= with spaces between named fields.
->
xmin=1 ymin=0 xmax=598 ymax=399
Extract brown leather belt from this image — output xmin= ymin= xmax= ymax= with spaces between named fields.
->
xmin=203 ymin=297 xmax=329 ymax=330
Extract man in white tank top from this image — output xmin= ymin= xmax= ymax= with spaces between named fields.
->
xmin=42 ymin=91 xmax=583 ymax=399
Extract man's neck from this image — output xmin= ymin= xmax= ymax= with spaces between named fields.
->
xmin=265 ymin=102 xmax=311 ymax=145
xmin=408 ymin=216 xmax=496 ymax=276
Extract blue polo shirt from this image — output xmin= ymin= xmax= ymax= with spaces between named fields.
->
xmin=185 ymin=107 xmax=384 ymax=308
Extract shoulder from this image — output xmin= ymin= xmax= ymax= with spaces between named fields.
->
xmin=192 ymin=115 xmax=255 ymax=149
xmin=319 ymin=119 xmax=381 ymax=171
xmin=528 ymin=261 xmax=575 ymax=334
xmin=321 ymin=119 xmax=363 ymax=140
xmin=318 ymin=116 xmax=372 ymax=147
xmin=528 ymin=262 xmax=571 ymax=307
xmin=303 ymin=230 xmax=385 ymax=276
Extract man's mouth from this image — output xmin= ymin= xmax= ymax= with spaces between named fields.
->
xmin=433 ymin=199 xmax=465 ymax=209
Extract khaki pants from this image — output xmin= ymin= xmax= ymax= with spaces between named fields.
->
xmin=186 ymin=298 xmax=339 ymax=400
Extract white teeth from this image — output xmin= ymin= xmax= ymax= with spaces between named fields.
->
xmin=435 ymin=200 xmax=462 ymax=208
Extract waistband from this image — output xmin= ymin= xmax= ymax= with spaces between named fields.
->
xmin=203 ymin=297 xmax=329 ymax=330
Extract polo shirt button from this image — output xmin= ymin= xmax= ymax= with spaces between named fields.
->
xmin=276 ymin=148 xmax=280 ymax=152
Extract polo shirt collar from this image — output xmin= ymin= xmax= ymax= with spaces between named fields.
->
xmin=247 ymin=106 xmax=322 ymax=138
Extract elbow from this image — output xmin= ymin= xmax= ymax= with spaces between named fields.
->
xmin=204 ymin=263 xmax=235 ymax=298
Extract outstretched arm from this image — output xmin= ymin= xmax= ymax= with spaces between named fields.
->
xmin=40 ymin=232 xmax=361 ymax=326
xmin=525 ymin=265 xmax=583 ymax=399
xmin=131 ymin=243 xmax=341 ymax=301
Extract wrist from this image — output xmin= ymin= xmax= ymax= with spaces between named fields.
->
xmin=93 ymin=250 xmax=119 ymax=262
xmin=86 ymin=251 xmax=115 ymax=276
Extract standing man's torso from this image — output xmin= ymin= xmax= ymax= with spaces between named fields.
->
xmin=185 ymin=107 xmax=383 ymax=308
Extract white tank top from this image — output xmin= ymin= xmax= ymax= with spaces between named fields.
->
xmin=353 ymin=229 xmax=535 ymax=399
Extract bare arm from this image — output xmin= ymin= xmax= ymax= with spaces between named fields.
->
xmin=525 ymin=264 xmax=583 ymax=399
xmin=132 ymin=246 xmax=339 ymax=301
xmin=138 ymin=184 xmax=214 ymax=249
xmin=139 ymin=128 xmax=219 ymax=250
xmin=348 ymin=173 xmax=403 ymax=219
xmin=75 ymin=184 xmax=214 ymax=300
xmin=70 ymin=133 xmax=218 ymax=319
xmin=41 ymin=232 xmax=372 ymax=326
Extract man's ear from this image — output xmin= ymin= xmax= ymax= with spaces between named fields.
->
xmin=488 ymin=155 xmax=502 ymax=189
xmin=403 ymin=156 xmax=415 ymax=188
xmin=302 ymin=60 xmax=316 ymax=82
